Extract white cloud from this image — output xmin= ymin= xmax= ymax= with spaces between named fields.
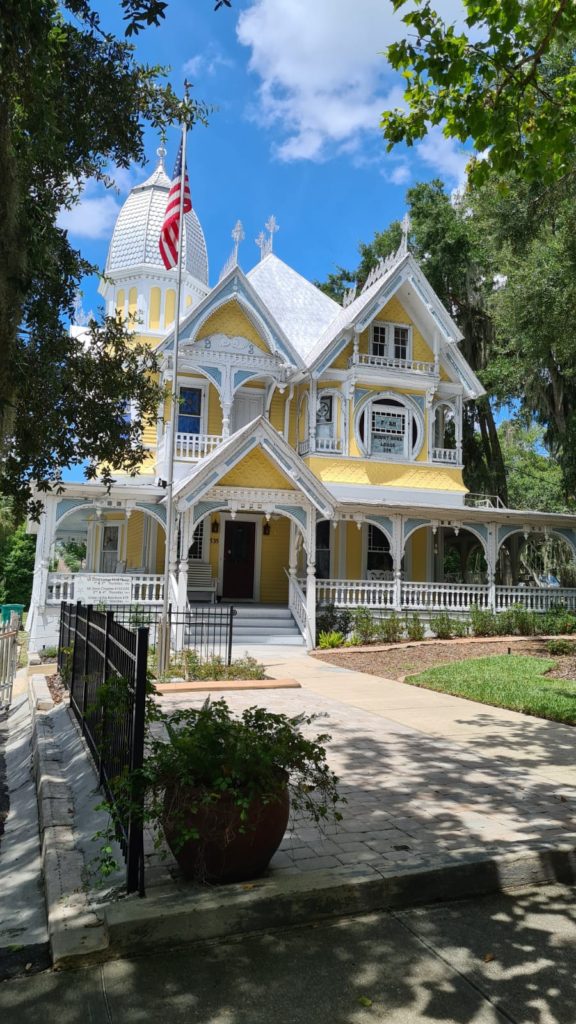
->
xmin=183 ymin=49 xmax=234 ymax=79
xmin=237 ymin=0 xmax=465 ymax=164
xmin=416 ymin=125 xmax=470 ymax=187
xmin=57 ymin=193 xmax=121 ymax=240
xmin=386 ymin=163 xmax=411 ymax=186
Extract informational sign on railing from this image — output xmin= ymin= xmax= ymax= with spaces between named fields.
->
xmin=73 ymin=574 xmax=132 ymax=605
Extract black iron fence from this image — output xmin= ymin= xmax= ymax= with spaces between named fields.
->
xmin=105 ymin=604 xmax=236 ymax=664
xmin=58 ymin=602 xmax=147 ymax=895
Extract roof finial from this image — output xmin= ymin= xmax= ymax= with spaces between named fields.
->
xmin=255 ymin=230 xmax=267 ymax=260
xmin=232 ymin=219 xmax=245 ymax=262
xmin=399 ymin=211 xmax=411 ymax=255
xmin=265 ymin=214 xmax=279 ymax=253
xmin=157 ymin=128 xmax=167 ymax=170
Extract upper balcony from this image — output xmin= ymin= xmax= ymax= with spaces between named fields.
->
xmin=348 ymin=351 xmax=437 ymax=376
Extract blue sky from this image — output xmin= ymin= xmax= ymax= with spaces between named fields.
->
xmin=60 ymin=0 xmax=469 ymax=320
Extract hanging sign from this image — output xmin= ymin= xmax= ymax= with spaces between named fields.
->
xmin=74 ymin=574 xmax=132 ymax=605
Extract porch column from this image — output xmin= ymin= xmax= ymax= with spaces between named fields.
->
xmin=305 ymin=509 xmax=316 ymax=649
xmin=222 ymin=400 xmax=231 ymax=438
xmin=486 ymin=523 xmax=498 ymax=611
xmin=392 ymin=516 xmax=403 ymax=611
xmin=308 ymin=379 xmax=317 ymax=454
xmin=288 ymin=521 xmax=298 ymax=578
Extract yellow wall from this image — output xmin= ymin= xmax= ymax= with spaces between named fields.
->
xmin=165 ymin=289 xmax=176 ymax=328
xmin=408 ymin=529 xmax=428 ymax=581
xmin=219 ymin=448 xmax=295 ymax=489
xmin=197 ymin=301 xmax=270 ymax=353
xmin=126 ymin=511 xmax=144 ymax=569
xmin=260 ymin=517 xmax=289 ymax=602
xmin=207 ymin=384 xmax=222 ymax=435
xmin=307 ymin=456 xmax=466 ymax=492
xmin=116 ymin=289 xmax=125 ymax=317
xmin=128 ymin=287 xmax=137 ymax=317
xmin=345 ymin=522 xmax=362 ymax=578
xmin=149 ymin=288 xmax=161 ymax=331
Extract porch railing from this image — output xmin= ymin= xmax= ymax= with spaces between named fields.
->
xmin=401 ymin=581 xmax=490 ymax=611
xmin=431 ymin=447 xmax=459 ymax=464
xmin=287 ymin=571 xmax=308 ymax=639
xmin=46 ymin=573 xmax=165 ymax=605
xmin=316 ymin=579 xmax=576 ymax=614
xmin=317 ymin=578 xmax=396 ymax=607
xmin=175 ymin=432 xmax=223 ymax=460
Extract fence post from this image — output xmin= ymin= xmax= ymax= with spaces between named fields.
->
xmin=227 ymin=606 xmax=235 ymax=666
xmin=99 ymin=610 xmax=114 ymax=787
xmin=80 ymin=604 xmax=92 ymax=734
xmin=127 ymin=625 xmax=148 ymax=896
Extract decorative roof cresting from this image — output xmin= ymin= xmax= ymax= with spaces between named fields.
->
xmin=105 ymin=149 xmax=209 ymax=285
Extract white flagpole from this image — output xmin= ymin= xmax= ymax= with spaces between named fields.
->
xmin=158 ymin=96 xmax=189 ymax=674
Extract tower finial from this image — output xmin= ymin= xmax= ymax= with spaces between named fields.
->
xmin=265 ymin=214 xmax=279 ymax=252
xmin=255 ymin=230 xmax=267 ymax=260
xmin=399 ymin=211 xmax=411 ymax=255
xmin=232 ymin=219 xmax=245 ymax=262
xmin=157 ymin=128 xmax=167 ymax=170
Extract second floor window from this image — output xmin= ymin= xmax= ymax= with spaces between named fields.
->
xmin=178 ymin=386 xmax=202 ymax=435
xmin=316 ymin=395 xmax=334 ymax=439
xmin=370 ymin=405 xmax=407 ymax=456
xmin=371 ymin=323 xmax=387 ymax=358
xmin=370 ymin=322 xmax=411 ymax=361
xmin=393 ymin=326 xmax=409 ymax=360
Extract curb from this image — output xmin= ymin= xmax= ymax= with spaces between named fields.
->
xmin=53 ymin=840 xmax=576 ymax=969
xmin=28 ymin=677 xmax=109 ymax=967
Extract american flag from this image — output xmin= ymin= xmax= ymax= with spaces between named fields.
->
xmin=159 ymin=138 xmax=192 ymax=270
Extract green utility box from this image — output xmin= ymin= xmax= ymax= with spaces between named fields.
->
xmin=1 ymin=604 xmax=24 ymax=624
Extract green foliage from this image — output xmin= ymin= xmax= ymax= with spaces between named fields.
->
xmin=315 ymin=603 xmax=351 ymax=643
xmin=161 ymin=651 xmax=266 ymax=682
xmin=407 ymin=654 xmax=576 ymax=725
xmin=350 ymin=607 xmax=376 ymax=645
xmin=470 ymin=603 xmax=576 ymax=638
xmin=317 ymin=630 xmax=345 ymax=649
xmin=499 ymin=421 xmax=571 ymax=513
xmin=428 ymin=611 xmax=468 ymax=639
xmin=406 ymin=613 xmax=425 ymax=642
xmin=56 ymin=539 xmax=87 ymax=573
xmin=58 ymin=646 xmax=73 ymax=687
xmin=383 ymin=3 xmax=576 ymax=185
xmin=0 ymin=0 xmax=210 ymax=515
xmin=546 ymin=638 xmax=576 ymax=656
xmin=0 ymin=524 xmax=36 ymax=607
xmin=377 ymin=612 xmax=404 ymax=644
xmin=40 ymin=646 xmax=58 ymax=661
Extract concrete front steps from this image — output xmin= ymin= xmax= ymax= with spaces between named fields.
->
xmin=227 ymin=604 xmax=305 ymax=646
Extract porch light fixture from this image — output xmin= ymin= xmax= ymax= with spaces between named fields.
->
xmin=211 ymin=520 xmax=219 ymax=535
xmin=263 ymin=521 xmax=271 ymax=536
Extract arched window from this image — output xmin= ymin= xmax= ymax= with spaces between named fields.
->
xmin=356 ymin=394 xmax=422 ymax=459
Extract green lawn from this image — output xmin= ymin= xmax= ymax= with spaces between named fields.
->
xmin=406 ymin=655 xmax=576 ymax=725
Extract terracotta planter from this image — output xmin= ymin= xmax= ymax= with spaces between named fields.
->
xmin=162 ymin=780 xmax=290 ymax=883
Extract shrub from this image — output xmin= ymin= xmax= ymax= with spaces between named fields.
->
xmin=40 ymin=645 xmax=59 ymax=660
xmin=58 ymin=646 xmax=73 ymax=687
xmin=429 ymin=611 xmax=455 ymax=639
xmin=351 ymin=607 xmax=376 ymax=645
xmin=162 ymin=651 xmax=266 ymax=682
xmin=315 ymin=603 xmax=351 ymax=643
xmin=406 ymin=613 xmax=425 ymax=642
xmin=512 ymin=607 xmax=538 ymax=636
xmin=377 ymin=612 xmax=404 ymax=643
xmin=450 ymin=618 xmax=469 ymax=638
xmin=546 ymin=638 xmax=576 ymax=656
xmin=470 ymin=606 xmax=499 ymax=637
xmin=318 ymin=630 xmax=345 ymax=649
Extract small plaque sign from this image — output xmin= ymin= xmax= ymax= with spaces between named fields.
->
xmin=74 ymin=574 xmax=132 ymax=605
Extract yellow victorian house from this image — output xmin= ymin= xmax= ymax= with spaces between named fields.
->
xmin=26 ymin=153 xmax=576 ymax=653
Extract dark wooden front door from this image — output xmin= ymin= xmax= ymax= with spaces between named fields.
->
xmin=222 ymin=520 xmax=256 ymax=599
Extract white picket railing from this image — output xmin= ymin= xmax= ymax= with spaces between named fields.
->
xmin=401 ymin=581 xmax=490 ymax=611
xmin=46 ymin=573 xmax=165 ymax=605
xmin=432 ymin=447 xmax=458 ymax=464
xmin=495 ymin=586 xmax=576 ymax=612
xmin=0 ymin=616 xmax=19 ymax=707
xmin=298 ymin=437 xmax=343 ymax=455
xmin=349 ymin=352 xmax=436 ymax=375
xmin=175 ymin=433 xmax=223 ymax=460
xmin=287 ymin=571 xmax=307 ymax=637
xmin=317 ymin=578 xmax=396 ymax=608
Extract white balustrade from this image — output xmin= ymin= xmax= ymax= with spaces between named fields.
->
xmin=432 ymin=447 xmax=458 ymax=464
xmin=495 ymin=586 xmax=576 ymax=613
xmin=287 ymin=572 xmax=307 ymax=637
xmin=174 ymin=433 xmax=223 ymax=460
xmin=298 ymin=438 xmax=343 ymax=455
xmin=401 ymin=581 xmax=490 ymax=611
xmin=349 ymin=352 xmax=436 ymax=374
xmin=317 ymin=578 xmax=395 ymax=608
xmin=46 ymin=573 xmax=164 ymax=605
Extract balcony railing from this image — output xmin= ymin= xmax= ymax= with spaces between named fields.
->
xmin=174 ymin=433 xmax=223 ymax=461
xmin=432 ymin=447 xmax=459 ymax=464
xmin=298 ymin=437 xmax=343 ymax=456
xmin=314 ymin=579 xmax=576 ymax=613
xmin=348 ymin=352 xmax=436 ymax=374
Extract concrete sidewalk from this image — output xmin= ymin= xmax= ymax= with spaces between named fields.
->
xmin=2 ymin=883 xmax=576 ymax=1023
xmin=258 ymin=648 xmax=576 ymax=788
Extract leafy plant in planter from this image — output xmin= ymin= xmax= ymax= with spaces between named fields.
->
xmin=125 ymin=699 xmax=344 ymax=884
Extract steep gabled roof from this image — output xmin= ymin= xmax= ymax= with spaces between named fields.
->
xmin=247 ymin=253 xmax=341 ymax=360
xmin=156 ymin=264 xmax=305 ymax=369
xmin=171 ymin=416 xmax=335 ymax=516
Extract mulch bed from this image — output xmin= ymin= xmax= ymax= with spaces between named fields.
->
xmin=314 ymin=638 xmax=564 ymax=681
xmin=46 ymin=674 xmax=67 ymax=705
